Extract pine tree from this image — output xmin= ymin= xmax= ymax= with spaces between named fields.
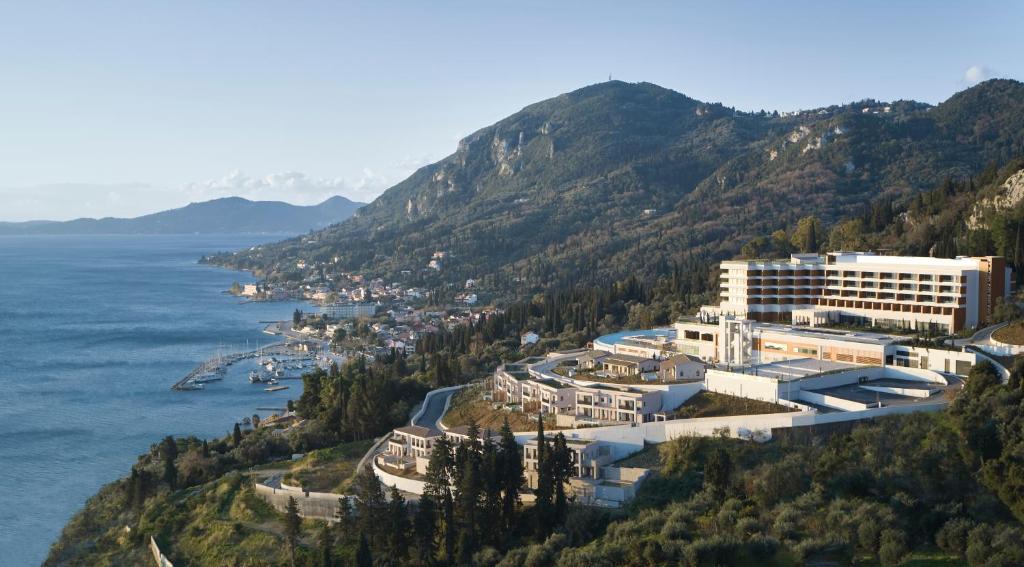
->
xmin=353 ymin=464 xmax=386 ymax=546
xmin=387 ymin=485 xmax=410 ymax=560
xmin=232 ymin=422 xmax=242 ymax=446
xmin=285 ymin=496 xmax=302 ymax=567
xmin=413 ymin=495 xmax=438 ymax=563
xmin=201 ymin=439 xmax=210 ymax=458
xmin=424 ymin=437 xmax=455 ymax=562
xmin=335 ymin=496 xmax=353 ymax=545
xmin=355 ymin=533 xmax=373 ymax=567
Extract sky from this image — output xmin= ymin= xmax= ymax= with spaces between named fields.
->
xmin=0 ymin=0 xmax=1021 ymax=221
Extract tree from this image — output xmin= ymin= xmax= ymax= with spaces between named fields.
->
xmin=534 ymin=415 xmax=554 ymax=539
xmin=353 ymin=464 xmax=386 ymax=546
xmin=161 ymin=436 xmax=178 ymax=489
xmin=791 ymin=216 xmax=823 ymax=253
xmin=285 ymin=496 xmax=302 ymax=567
xmin=499 ymin=418 xmax=524 ymax=532
xmin=551 ymin=433 xmax=574 ymax=524
xmin=424 ymin=437 xmax=455 ymax=561
xmin=704 ymin=447 xmax=732 ymax=497
xmin=318 ymin=523 xmax=334 ymax=567
xmin=293 ymin=308 xmax=304 ymax=327
xmin=413 ymin=495 xmax=438 ymax=564
xmin=386 ymin=485 xmax=410 ymax=559
xmin=232 ymin=422 xmax=243 ymax=446
xmin=335 ymin=497 xmax=354 ymax=546
xmin=356 ymin=533 xmax=373 ymax=567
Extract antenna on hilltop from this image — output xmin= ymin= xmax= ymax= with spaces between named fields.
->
xmin=608 ymin=74 xmax=612 ymax=81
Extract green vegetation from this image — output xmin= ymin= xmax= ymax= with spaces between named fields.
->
xmin=282 ymin=439 xmax=374 ymax=493
xmin=206 ymin=80 xmax=1024 ymax=301
xmin=668 ymin=391 xmax=798 ymax=419
xmin=443 ymin=385 xmax=558 ymax=432
xmin=992 ymin=321 xmax=1024 ymax=345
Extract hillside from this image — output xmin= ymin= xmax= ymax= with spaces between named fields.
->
xmin=206 ymin=79 xmax=1024 ymax=294
xmin=0 ymin=195 xmax=365 ymax=235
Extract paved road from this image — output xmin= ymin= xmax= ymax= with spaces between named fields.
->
xmin=413 ymin=388 xmax=460 ymax=429
xmin=953 ymin=322 xmax=1008 ymax=347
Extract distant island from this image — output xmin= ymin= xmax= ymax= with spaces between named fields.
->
xmin=0 ymin=195 xmax=365 ymax=235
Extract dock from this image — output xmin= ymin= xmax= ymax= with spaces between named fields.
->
xmin=171 ymin=342 xmax=292 ymax=391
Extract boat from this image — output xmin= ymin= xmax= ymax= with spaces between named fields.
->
xmin=179 ymin=381 xmax=204 ymax=391
xmin=265 ymin=385 xmax=289 ymax=392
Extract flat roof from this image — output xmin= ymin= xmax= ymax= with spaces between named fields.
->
xmin=743 ymin=358 xmax=859 ymax=380
xmin=603 ymin=353 xmax=657 ymax=364
xmin=394 ymin=425 xmax=442 ymax=438
xmin=754 ymin=322 xmax=899 ymax=346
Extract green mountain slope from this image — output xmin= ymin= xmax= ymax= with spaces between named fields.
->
xmin=208 ymin=79 xmax=1024 ymax=293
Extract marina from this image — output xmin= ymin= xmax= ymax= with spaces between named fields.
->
xmin=171 ymin=341 xmax=325 ymax=391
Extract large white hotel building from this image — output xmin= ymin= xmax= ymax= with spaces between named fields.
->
xmin=702 ymin=252 xmax=1011 ymax=334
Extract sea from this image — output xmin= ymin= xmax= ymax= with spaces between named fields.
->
xmin=0 ymin=234 xmax=310 ymax=566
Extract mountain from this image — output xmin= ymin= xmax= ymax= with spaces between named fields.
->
xmin=207 ymin=79 xmax=1024 ymax=293
xmin=0 ymin=195 xmax=365 ymax=235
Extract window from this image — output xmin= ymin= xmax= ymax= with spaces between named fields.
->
xmin=794 ymin=347 xmax=817 ymax=356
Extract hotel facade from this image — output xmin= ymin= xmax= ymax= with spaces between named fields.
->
xmin=704 ymin=252 xmax=1011 ymax=334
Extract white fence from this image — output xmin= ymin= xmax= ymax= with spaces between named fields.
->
xmin=149 ymin=536 xmax=173 ymax=567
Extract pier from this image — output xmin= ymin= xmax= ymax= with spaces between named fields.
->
xmin=171 ymin=342 xmax=293 ymax=391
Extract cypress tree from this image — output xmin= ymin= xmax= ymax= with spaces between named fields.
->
xmin=551 ymin=433 xmax=573 ymax=524
xmin=318 ymin=523 xmax=334 ymax=567
xmin=534 ymin=414 xmax=554 ymax=539
xmin=499 ymin=418 xmax=523 ymax=532
xmin=285 ymin=496 xmax=301 ymax=567
xmin=232 ymin=422 xmax=242 ymax=446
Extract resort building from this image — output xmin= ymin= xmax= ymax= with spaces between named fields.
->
xmin=522 ymin=436 xmax=650 ymax=507
xmin=705 ymin=252 xmax=1011 ymax=333
xmin=379 ymin=425 xmax=442 ymax=474
xmin=521 ymin=378 xmax=577 ymax=416
xmin=601 ymin=354 xmax=660 ymax=377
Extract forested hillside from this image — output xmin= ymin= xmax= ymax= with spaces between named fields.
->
xmin=206 ymin=79 xmax=1024 ymax=296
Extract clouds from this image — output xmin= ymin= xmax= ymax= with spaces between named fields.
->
xmin=182 ymin=170 xmax=390 ymax=205
xmin=0 ymin=160 xmax=435 ymax=222
xmin=964 ymin=65 xmax=995 ymax=85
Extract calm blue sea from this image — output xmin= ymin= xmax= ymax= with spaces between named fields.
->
xmin=0 ymin=234 xmax=308 ymax=566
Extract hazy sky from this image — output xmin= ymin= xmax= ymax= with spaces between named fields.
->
xmin=1 ymin=1 xmax=1021 ymax=221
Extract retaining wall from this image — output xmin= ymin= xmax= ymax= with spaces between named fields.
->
xmin=373 ymin=461 xmax=428 ymax=494
xmin=253 ymin=480 xmax=346 ymax=522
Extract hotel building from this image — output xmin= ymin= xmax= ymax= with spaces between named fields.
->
xmin=706 ymin=252 xmax=1011 ymax=333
